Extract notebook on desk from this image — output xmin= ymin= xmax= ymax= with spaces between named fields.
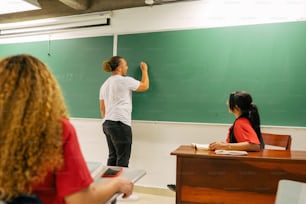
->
xmin=191 ymin=143 xmax=211 ymax=150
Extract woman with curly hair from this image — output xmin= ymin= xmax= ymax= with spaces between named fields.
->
xmin=0 ymin=54 xmax=133 ymax=204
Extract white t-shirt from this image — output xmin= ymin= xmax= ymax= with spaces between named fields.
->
xmin=99 ymin=75 xmax=140 ymax=126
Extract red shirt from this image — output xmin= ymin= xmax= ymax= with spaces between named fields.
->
xmin=226 ymin=117 xmax=260 ymax=144
xmin=32 ymin=119 xmax=93 ymax=204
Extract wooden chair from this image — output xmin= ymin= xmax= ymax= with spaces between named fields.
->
xmin=261 ymin=132 xmax=292 ymax=150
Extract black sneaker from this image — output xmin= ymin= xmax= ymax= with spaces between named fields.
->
xmin=167 ymin=184 xmax=176 ymax=192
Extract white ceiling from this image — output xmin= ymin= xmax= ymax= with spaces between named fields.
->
xmin=0 ymin=0 xmax=197 ymax=24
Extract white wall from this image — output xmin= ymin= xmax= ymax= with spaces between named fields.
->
xmin=1 ymin=0 xmax=306 ymax=189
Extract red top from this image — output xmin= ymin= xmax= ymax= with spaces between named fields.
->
xmin=32 ymin=119 xmax=93 ymax=204
xmin=226 ymin=117 xmax=260 ymax=144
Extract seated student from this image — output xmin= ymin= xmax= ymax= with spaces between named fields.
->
xmin=0 ymin=54 xmax=133 ymax=204
xmin=209 ymin=91 xmax=265 ymax=151
xmin=167 ymin=91 xmax=265 ymax=192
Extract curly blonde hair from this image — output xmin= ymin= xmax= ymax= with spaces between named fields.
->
xmin=0 ymin=54 xmax=68 ymax=200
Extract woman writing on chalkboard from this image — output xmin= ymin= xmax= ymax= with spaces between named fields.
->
xmin=0 ymin=54 xmax=133 ymax=204
xmin=100 ymin=56 xmax=149 ymax=167
xmin=209 ymin=91 xmax=265 ymax=151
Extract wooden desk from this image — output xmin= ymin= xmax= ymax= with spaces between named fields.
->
xmin=171 ymin=145 xmax=306 ymax=204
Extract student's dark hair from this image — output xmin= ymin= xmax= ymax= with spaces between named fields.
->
xmin=229 ymin=91 xmax=265 ymax=149
xmin=102 ymin=56 xmax=123 ymax=72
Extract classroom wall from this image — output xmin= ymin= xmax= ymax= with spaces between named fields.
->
xmin=1 ymin=1 xmax=306 ymax=189
xmin=71 ymin=1 xmax=306 ymax=189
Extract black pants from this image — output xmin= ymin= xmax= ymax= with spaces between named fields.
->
xmin=103 ymin=120 xmax=132 ymax=167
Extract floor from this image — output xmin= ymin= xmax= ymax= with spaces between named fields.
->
xmin=117 ymin=192 xmax=175 ymax=204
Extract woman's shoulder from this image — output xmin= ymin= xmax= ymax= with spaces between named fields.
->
xmin=235 ymin=117 xmax=252 ymax=126
xmin=61 ymin=118 xmax=72 ymax=128
xmin=116 ymin=75 xmax=139 ymax=85
xmin=108 ymin=75 xmax=133 ymax=81
xmin=60 ymin=118 xmax=77 ymax=140
xmin=237 ymin=117 xmax=250 ymax=122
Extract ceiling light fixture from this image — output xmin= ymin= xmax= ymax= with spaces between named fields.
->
xmin=145 ymin=0 xmax=154 ymax=5
xmin=0 ymin=0 xmax=41 ymax=15
xmin=0 ymin=12 xmax=111 ymax=36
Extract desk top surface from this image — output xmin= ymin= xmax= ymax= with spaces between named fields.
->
xmin=171 ymin=145 xmax=306 ymax=161
xmin=86 ymin=162 xmax=146 ymax=204
xmin=86 ymin=162 xmax=146 ymax=182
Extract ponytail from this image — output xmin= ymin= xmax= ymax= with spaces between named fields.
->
xmin=102 ymin=61 xmax=112 ymax=72
xmin=249 ymin=103 xmax=260 ymax=128
xmin=249 ymin=103 xmax=265 ymax=149
xmin=102 ymin=56 xmax=122 ymax=72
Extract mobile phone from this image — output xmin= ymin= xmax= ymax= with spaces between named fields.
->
xmin=101 ymin=167 xmax=123 ymax=178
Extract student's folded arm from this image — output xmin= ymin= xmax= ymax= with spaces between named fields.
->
xmin=245 ymin=142 xmax=261 ymax=151
xmin=232 ymin=142 xmax=261 ymax=152
xmin=64 ymin=177 xmax=133 ymax=204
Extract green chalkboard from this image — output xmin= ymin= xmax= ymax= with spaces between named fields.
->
xmin=1 ymin=21 xmax=306 ymax=126
xmin=0 ymin=36 xmax=113 ymax=118
xmin=118 ymin=21 xmax=306 ymax=126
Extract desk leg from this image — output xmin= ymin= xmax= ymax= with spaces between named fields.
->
xmin=176 ymin=157 xmax=182 ymax=204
